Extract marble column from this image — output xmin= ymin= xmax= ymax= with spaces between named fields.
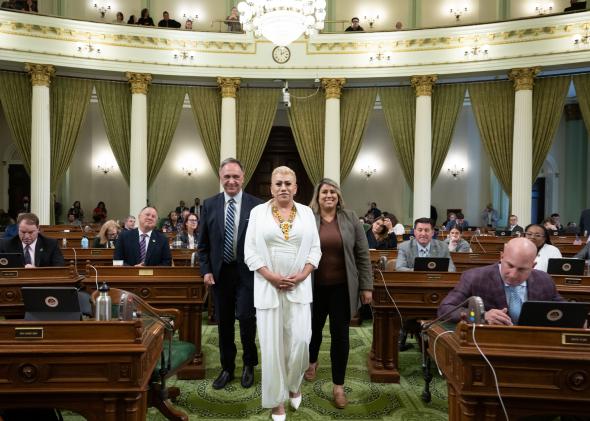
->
xmin=126 ymin=72 xmax=152 ymax=218
xmin=411 ymin=75 xmax=437 ymax=221
xmin=509 ymin=67 xmax=539 ymax=226
xmin=218 ymin=77 xmax=240 ymax=164
xmin=26 ymin=63 xmax=55 ymax=225
xmin=322 ymin=78 xmax=346 ymax=185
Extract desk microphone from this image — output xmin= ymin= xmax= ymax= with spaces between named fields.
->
xmin=88 ymin=264 xmax=99 ymax=291
xmin=70 ymin=248 xmax=79 ymax=277
xmin=378 ymin=255 xmax=387 ymax=271
xmin=422 ymin=296 xmax=485 ymax=332
xmin=469 ymin=231 xmax=487 ymax=253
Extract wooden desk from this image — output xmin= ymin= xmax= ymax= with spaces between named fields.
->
xmin=0 ymin=319 xmax=163 ymax=421
xmin=0 ymin=266 xmax=82 ymax=317
xmin=427 ymin=322 xmax=590 ymax=420
xmin=370 ymin=270 xmax=590 ymax=383
xmin=81 ymin=265 xmax=207 ymax=380
xmin=469 ymin=236 xmax=584 ymax=256
xmin=450 ymin=252 xmax=500 ymax=272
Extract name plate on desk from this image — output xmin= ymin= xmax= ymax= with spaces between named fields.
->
xmin=91 ymin=250 xmax=103 ymax=256
xmin=15 ymin=327 xmax=43 ymax=339
xmin=0 ymin=271 xmax=18 ymax=278
xmin=138 ymin=269 xmax=153 ymax=276
xmin=562 ymin=333 xmax=590 ymax=345
xmin=564 ymin=278 xmax=582 ymax=285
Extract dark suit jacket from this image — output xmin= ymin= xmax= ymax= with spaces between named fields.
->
xmin=114 ymin=228 xmax=171 ymax=266
xmin=438 ymin=263 xmax=563 ymax=322
xmin=509 ymin=224 xmax=524 ymax=234
xmin=574 ymin=242 xmax=590 ymax=260
xmin=197 ymin=191 xmax=262 ymax=284
xmin=0 ymin=234 xmax=64 ymax=267
xmin=580 ymin=208 xmax=590 ymax=236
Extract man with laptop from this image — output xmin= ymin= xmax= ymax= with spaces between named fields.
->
xmin=0 ymin=213 xmax=64 ymax=268
xmin=438 ymin=238 xmax=563 ymax=325
xmin=396 ymin=217 xmax=456 ymax=272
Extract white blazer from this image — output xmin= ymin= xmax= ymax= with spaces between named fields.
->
xmin=244 ymin=201 xmax=322 ymax=310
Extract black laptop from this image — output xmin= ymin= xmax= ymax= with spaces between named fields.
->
xmin=518 ymin=301 xmax=589 ymax=328
xmin=0 ymin=252 xmax=25 ymax=268
xmin=413 ymin=257 xmax=450 ymax=272
xmin=21 ymin=287 xmax=82 ymax=321
xmin=495 ymin=230 xmax=513 ymax=237
xmin=547 ymin=258 xmax=585 ymax=276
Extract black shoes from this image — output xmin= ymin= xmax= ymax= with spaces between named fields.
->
xmin=212 ymin=370 xmax=234 ymax=389
xmin=241 ymin=365 xmax=254 ymax=388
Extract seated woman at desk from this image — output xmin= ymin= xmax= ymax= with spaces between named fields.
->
xmin=172 ymin=214 xmax=199 ymax=249
xmin=445 ymin=227 xmax=471 ymax=252
xmin=366 ymin=217 xmax=397 ymax=249
xmin=162 ymin=211 xmax=181 ymax=233
xmin=93 ymin=220 xmax=119 ymax=248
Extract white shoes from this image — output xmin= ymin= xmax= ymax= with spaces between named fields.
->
xmin=289 ymin=393 xmax=302 ymax=410
xmin=271 ymin=414 xmax=286 ymax=421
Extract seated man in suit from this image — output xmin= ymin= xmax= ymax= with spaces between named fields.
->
xmin=396 ymin=217 xmax=455 ymax=271
xmin=438 ymin=238 xmax=563 ymax=325
xmin=447 ymin=212 xmax=469 ymax=230
xmin=574 ymin=242 xmax=590 ymax=260
xmin=506 ymin=214 xmax=524 ymax=235
xmin=0 ymin=212 xmax=64 ymax=267
xmin=114 ymin=206 xmax=171 ymax=266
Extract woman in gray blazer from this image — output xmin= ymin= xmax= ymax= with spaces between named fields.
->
xmin=444 ymin=227 xmax=472 ymax=252
xmin=304 ymin=178 xmax=373 ymax=409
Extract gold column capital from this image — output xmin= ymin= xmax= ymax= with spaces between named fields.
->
xmin=508 ymin=67 xmax=540 ymax=91
xmin=217 ymin=77 xmax=241 ymax=98
xmin=126 ymin=72 xmax=152 ymax=95
xmin=25 ymin=63 xmax=55 ymax=87
xmin=321 ymin=78 xmax=346 ymax=99
xmin=411 ymin=75 xmax=438 ymax=97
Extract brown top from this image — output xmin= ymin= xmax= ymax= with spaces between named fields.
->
xmin=315 ymin=217 xmax=347 ymax=286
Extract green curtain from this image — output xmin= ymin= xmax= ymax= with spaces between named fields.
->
xmin=340 ymin=87 xmax=377 ymax=181
xmin=573 ymin=74 xmax=590 ymax=138
xmin=287 ymin=89 xmax=325 ymax=185
xmin=0 ymin=71 xmax=32 ymax=173
xmin=95 ymin=80 xmax=132 ymax=185
xmin=237 ymin=88 xmax=279 ymax=186
xmin=187 ymin=87 xmax=221 ymax=174
xmin=146 ymin=84 xmax=185 ymax=187
xmin=50 ymin=77 xmax=93 ymax=192
xmin=431 ymin=84 xmax=466 ymax=184
xmin=468 ymin=81 xmax=514 ymax=195
xmin=532 ymin=76 xmax=570 ymax=181
xmin=379 ymin=86 xmax=416 ymax=188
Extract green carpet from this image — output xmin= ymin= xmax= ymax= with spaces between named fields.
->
xmin=65 ymin=320 xmax=448 ymax=420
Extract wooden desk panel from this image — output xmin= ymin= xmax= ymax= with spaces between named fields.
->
xmin=370 ymin=270 xmax=590 ymax=383
xmin=0 ymin=320 xmax=163 ymax=421
xmin=81 ymin=265 xmax=206 ymax=380
xmin=427 ymin=323 xmax=590 ymax=420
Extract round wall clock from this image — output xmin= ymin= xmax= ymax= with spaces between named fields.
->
xmin=272 ymin=46 xmax=291 ymax=64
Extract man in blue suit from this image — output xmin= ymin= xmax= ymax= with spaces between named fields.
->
xmin=198 ymin=158 xmax=262 ymax=390
xmin=114 ymin=206 xmax=171 ymax=266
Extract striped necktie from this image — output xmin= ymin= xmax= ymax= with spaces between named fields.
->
xmin=24 ymin=245 xmax=32 ymax=265
xmin=223 ymin=199 xmax=236 ymax=263
xmin=508 ymin=286 xmax=523 ymax=324
xmin=139 ymin=233 xmax=148 ymax=264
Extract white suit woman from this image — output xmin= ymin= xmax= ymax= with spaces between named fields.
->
xmin=244 ymin=166 xmax=321 ymax=421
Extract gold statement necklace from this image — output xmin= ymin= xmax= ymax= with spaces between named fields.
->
xmin=272 ymin=204 xmax=297 ymax=240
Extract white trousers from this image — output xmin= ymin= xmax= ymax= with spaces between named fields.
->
xmin=256 ymin=293 xmax=311 ymax=408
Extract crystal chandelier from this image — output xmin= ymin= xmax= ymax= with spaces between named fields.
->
xmin=237 ymin=0 xmax=327 ymax=46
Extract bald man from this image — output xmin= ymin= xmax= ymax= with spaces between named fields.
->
xmin=438 ymin=238 xmax=563 ymax=325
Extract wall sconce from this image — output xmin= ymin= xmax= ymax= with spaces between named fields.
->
xmin=174 ymin=50 xmax=195 ymax=62
xmin=97 ymin=164 xmax=113 ymax=174
xmin=573 ymin=28 xmax=590 ymax=47
xmin=447 ymin=164 xmax=464 ymax=179
xmin=369 ymin=51 xmax=391 ymax=63
xmin=182 ymin=166 xmax=197 ymax=176
xmin=93 ymin=2 xmax=111 ymax=19
xmin=77 ymin=36 xmax=101 ymax=55
xmin=360 ymin=165 xmax=377 ymax=179
xmin=183 ymin=12 xmax=199 ymax=22
xmin=363 ymin=14 xmax=380 ymax=29
xmin=464 ymin=45 xmax=488 ymax=58
xmin=449 ymin=6 xmax=468 ymax=21
xmin=535 ymin=2 xmax=554 ymax=15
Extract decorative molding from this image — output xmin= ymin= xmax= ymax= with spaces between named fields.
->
xmin=411 ymin=75 xmax=437 ymax=97
xmin=508 ymin=67 xmax=540 ymax=91
xmin=321 ymin=78 xmax=346 ymax=99
xmin=126 ymin=72 xmax=152 ymax=94
xmin=217 ymin=77 xmax=240 ymax=98
xmin=25 ymin=63 xmax=55 ymax=86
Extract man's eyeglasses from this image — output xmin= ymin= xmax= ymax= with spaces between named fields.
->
xmin=525 ymin=232 xmax=544 ymax=238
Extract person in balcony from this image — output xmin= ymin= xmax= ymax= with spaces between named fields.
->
xmin=158 ymin=11 xmax=181 ymax=28
xmin=137 ymin=8 xmax=154 ymax=26
xmin=226 ymin=6 xmax=242 ymax=32
xmin=345 ymin=17 xmax=364 ymax=32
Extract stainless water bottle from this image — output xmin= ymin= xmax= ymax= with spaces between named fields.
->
xmin=95 ymin=282 xmax=111 ymax=321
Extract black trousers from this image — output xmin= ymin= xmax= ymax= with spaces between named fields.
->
xmin=213 ymin=262 xmax=258 ymax=372
xmin=309 ymin=283 xmax=350 ymax=385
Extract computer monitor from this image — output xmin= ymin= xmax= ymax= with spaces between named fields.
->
xmin=21 ymin=287 xmax=82 ymax=321
xmin=0 ymin=253 xmax=25 ymax=268
xmin=413 ymin=257 xmax=450 ymax=272
xmin=518 ymin=301 xmax=589 ymax=328
xmin=547 ymin=258 xmax=585 ymax=276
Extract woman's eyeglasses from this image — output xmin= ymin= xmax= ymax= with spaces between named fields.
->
xmin=525 ymin=232 xmax=544 ymax=238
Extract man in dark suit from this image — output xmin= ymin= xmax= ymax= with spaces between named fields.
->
xmin=565 ymin=0 xmax=586 ymax=12
xmin=506 ymin=214 xmax=524 ymax=235
xmin=438 ymin=238 xmax=563 ymax=325
xmin=198 ymin=158 xmax=262 ymax=389
xmin=0 ymin=213 xmax=64 ymax=267
xmin=579 ymin=208 xmax=590 ymax=237
xmin=114 ymin=206 xmax=171 ymax=266
xmin=189 ymin=197 xmax=202 ymax=218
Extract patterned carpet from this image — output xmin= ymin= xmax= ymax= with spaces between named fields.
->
xmin=65 ymin=320 xmax=449 ymax=420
